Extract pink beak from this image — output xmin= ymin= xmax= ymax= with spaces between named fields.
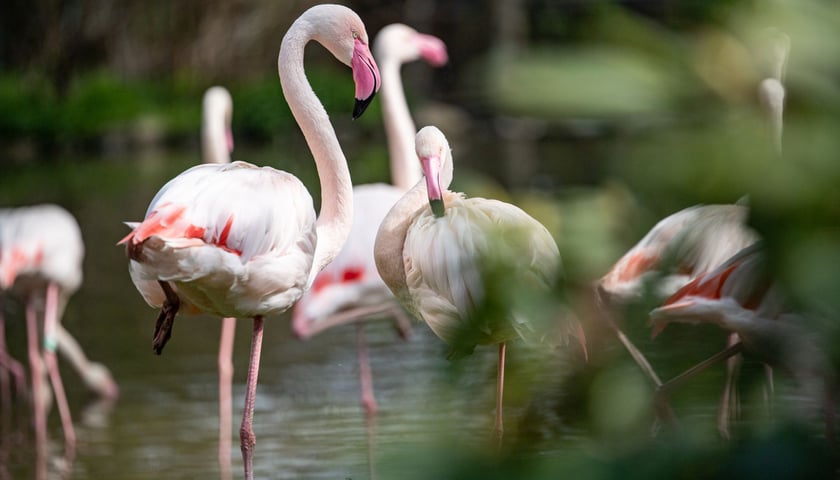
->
xmin=420 ymin=155 xmax=445 ymax=217
xmin=352 ymin=38 xmax=381 ymax=119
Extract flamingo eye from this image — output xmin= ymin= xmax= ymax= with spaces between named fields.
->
xmin=352 ymin=30 xmax=359 ymax=40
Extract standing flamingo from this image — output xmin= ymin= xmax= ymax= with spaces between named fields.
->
xmin=648 ymin=244 xmax=835 ymax=440
xmin=292 ymin=22 xmax=447 ymax=407
xmin=119 ymin=5 xmax=380 ymax=479
xmin=0 ymin=204 xmax=102 ymax=469
xmin=596 ymin=31 xmax=790 ymax=438
xmin=375 ymin=126 xmax=569 ymax=445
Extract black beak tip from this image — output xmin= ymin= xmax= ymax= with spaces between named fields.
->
xmin=353 ymin=94 xmax=376 ymax=120
xmin=430 ymin=198 xmax=445 ymax=217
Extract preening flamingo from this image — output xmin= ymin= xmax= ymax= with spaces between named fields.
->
xmin=119 ymin=5 xmax=380 ymax=479
xmin=292 ymin=23 xmax=447 ymax=413
xmin=648 ymin=244 xmax=835 ymax=440
xmin=596 ymin=30 xmax=790 ymax=437
xmin=0 ymin=204 xmax=117 ymax=467
xmin=375 ymin=126 xmax=572 ymax=444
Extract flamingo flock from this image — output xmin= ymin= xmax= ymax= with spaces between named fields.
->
xmin=0 ymin=3 xmax=836 ymax=480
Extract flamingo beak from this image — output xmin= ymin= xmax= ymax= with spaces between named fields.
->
xmin=352 ymin=38 xmax=380 ymax=119
xmin=416 ymin=34 xmax=448 ymax=67
xmin=420 ymin=155 xmax=445 ymax=217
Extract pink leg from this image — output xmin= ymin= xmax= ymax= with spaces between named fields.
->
xmin=218 ymin=317 xmax=236 ymax=480
xmin=654 ymin=342 xmax=745 ymax=429
xmin=357 ymin=323 xmax=378 ymax=416
xmin=717 ymin=333 xmax=742 ymax=440
xmin=357 ymin=323 xmax=377 ymax=480
xmin=240 ymin=316 xmax=264 ymax=480
xmin=495 ymin=342 xmax=506 ymax=448
xmin=0 ymin=300 xmax=27 ymax=431
xmin=42 ymin=283 xmax=76 ymax=460
xmin=25 ymin=297 xmax=47 ymax=480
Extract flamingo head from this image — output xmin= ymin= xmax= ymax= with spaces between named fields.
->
xmin=303 ymin=5 xmax=381 ymax=120
xmin=416 ymin=126 xmax=453 ymax=217
xmin=374 ymin=24 xmax=448 ymax=67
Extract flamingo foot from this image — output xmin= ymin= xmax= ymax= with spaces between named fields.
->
xmin=152 ymin=281 xmax=180 ymax=355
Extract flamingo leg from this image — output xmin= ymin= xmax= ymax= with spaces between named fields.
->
xmin=218 ymin=316 xmax=236 ymax=480
xmin=25 ymin=296 xmax=47 ymax=480
xmin=494 ymin=342 xmax=506 ymax=448
xmin=717 ymin=333 xmax=742 ymax=440
xmin=0 ymin=298 xmax=27 ymax=428
xmin=357 ymin=323 xmax=377 ymax=480
xmin=240 ymin=316 xmax=264 ymax=480
xmin=42 ymin=282 xmax=76 ymax=460
xmin=152 ymin=281 xmax=180 ymax=355
xmin=614 ymin=325 xmax=663 ymax=387
xmin=654 ymin=342 xmax=745 ymax=429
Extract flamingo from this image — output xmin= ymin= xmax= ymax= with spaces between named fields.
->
xmin=0 ymin=204 xmax=114 ymax=466
xmin=648 ymin=244 xmax=835 ymax=440
xmin=375 ymin=126 xmax=571 ymax=445
xmin=119 ymin=5 xmax=380 ymax=479
xmin=291 ymin=23 xmax=447 ymax=411
xmin=596 ymin=31 xmax=790 ymax=437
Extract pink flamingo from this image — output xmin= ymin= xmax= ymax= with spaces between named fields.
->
xmin=375 ymin=126 xmax=573 ymax=446
xmin=119 ymin=5 xmax=380 ymax=479
xmin=648 ymin=244 xmax=835 ymax=440
xmin=292 ymin=23 xmax=447 ymax=413
xmin=596 ymin=31 xmax=790 ymax=437
xmin=0 ymin=204 xmax=107 ymax=469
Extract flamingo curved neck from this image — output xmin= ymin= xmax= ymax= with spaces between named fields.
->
xmin=380 ymin=60 xmax=422 ymax=190
xmin=374 ymin=177 xmax=427 ymax=302
xmin=202 ymin=104 xmax=231 ymax=164
xmin=279 ymin=19 xmax=354 ymax=287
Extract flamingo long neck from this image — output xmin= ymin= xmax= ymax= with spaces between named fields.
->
xmin=202 ymin=99 xmax=232 ymax=164
xmin=374 ymin=178 xmax=427 ymax=303
xmin=380 ymin=59 xmax=423 ymax=190
xmin=279 ymin=21 xmax=354 ymax=287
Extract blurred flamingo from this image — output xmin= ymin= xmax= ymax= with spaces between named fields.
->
xmin=596 ymin=30 xmax=790 ymax=437
xmin=649 ymin=243 xmax=835 ymax=440
xmin=0 ymin=204 xmax=118 ymax=464
xmin=119 ymin=5 xmax=380 ymax=479
xmin=375 ymin=126 xmax=580 ymax=445
xmin=292 ymin=23 xmax=447 ymax=415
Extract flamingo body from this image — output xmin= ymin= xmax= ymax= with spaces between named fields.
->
xmin=598 ymin=203 xmax=758 ymax=302
xmin=402 ymin=192 xmax=559 ymax=353
xmin=126 ymin=161 xmax=316 ymax=318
